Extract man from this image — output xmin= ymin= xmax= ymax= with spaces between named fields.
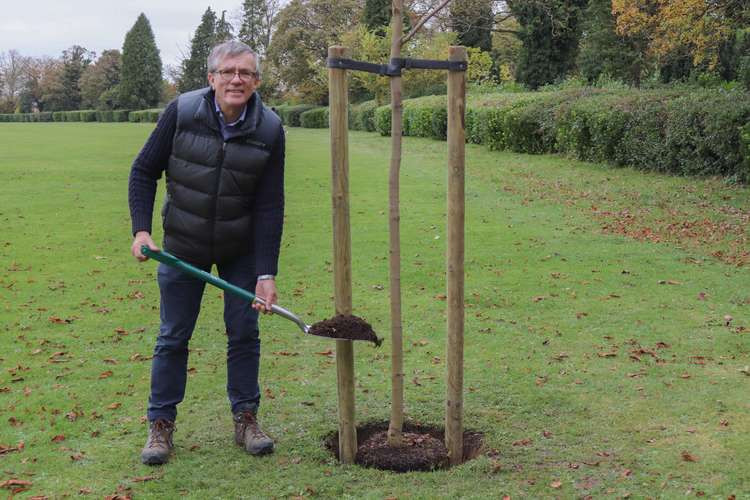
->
xmin=128 ymin=40 xmax=285 ymax=465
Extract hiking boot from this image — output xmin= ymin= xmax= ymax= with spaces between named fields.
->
xmin=234 ymin=410 xmax=274 ymax=455
xmin=141 ymin=418 xmax=175 ymax=465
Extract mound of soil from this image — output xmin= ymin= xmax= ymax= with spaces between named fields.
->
xmin=325 ymin=421 xmax=484 ymax=472
xmin=308 ymin=314 xmax=382 ymax=346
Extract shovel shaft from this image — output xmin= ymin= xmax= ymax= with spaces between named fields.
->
xmin=141 ymin=246 xmax=310 ymax=333
xmin=142 ymin=246 xmax=257 ymax=302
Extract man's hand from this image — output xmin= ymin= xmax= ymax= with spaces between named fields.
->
xmin=253 ymin=279 xmax=277 ymax=314
xmin=131 ymin=231 xmax=159 ymax=262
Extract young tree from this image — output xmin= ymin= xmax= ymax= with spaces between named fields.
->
xmin=450 ymin=0 xmax=493 ymax=51
xmin=179 ymin=7 xmax=217 ymax=92
xmin=80 ymin=49 xmax=122 ymax=109
xmin=120 ymin=13 xmax=163 ymax=109
xmin=508 ymin=0 xmax=587 ymax=89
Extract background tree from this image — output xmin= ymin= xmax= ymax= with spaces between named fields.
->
xmin=57 ymin=45 xmax=94 ymax=110
xmin=267 ymin=0 xmax=362 ymax=103
xmin=612 ymin=0 xmax=749 ymax=79
xmin=508 ymin=0 xmax=588 ymax=89
xmin=179 ymin=7 xmax=217 ymax=92
xmin=0 ymin=50 xmax=30 ymax=113
xmin=450 ymin=0 xmax=493 ymax=51
xmin=577 ymin=0 xmax=644 ymax=85
xmin=215 ymin=10 xmax=235 ymax=43
xmin=239 ymin=0 xmax=269 ymax=54
xmin=119 ymin=13 xmax=163 ymax=109
xmin=80 ymin=49 xmax=121 ymax=109
xmin=363 ymin=0 xmax=391 ymax=35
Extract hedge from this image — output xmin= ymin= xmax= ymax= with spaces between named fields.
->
xmin=299 ymin=107 xmax=329 ymax=128
xmin=0 ymin=109 xmax=139 ymax=122
xmin=276 ymin=104 xmax=316 ymax=127
xmin=359 ymin=88 xmax=750 ymax=181
xmin=350 ymin=100 xmax=379 ymax=132
xmin=129 ymin=108 xmax=162 ymax=123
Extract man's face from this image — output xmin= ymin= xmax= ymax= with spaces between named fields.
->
xmin=207 ymin=53 xmax=260 ymax=112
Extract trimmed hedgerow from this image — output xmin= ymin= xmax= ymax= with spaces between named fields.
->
xmin=299 ymin=107 xmax=329 ymax=128
xmin=112 ymin=110 xmax=130 ymax=122
xmin=129 ymin=108 xmax=162 ymax=122
xmin=96 ymin=110 xmax=114 ymax=122
xmin=80 ymin=110 xmax=97 ymax=122
xmin=277 ymin=104 xmax=316 ymax=127
xmin=350 ymin=100 xmax=379 ymax=132
xmin=352 ymin=87 xmax=750 ymax=181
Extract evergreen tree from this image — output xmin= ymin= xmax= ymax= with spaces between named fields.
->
xmin=119 ymin=13 xmax=163 ymax=109
xmin=239 ymin=0 xmax=269 ymax=54
xmin=450 ymin=0 xmax=493 ymax=51
xmin=215 ymin=10 xmax=234 ymax=43
xmin=59 ymin=45 xmax=93 ymax=110
xmin=179 ymin=7 xmax=217 ymax=92
xmin=577 ymin=0 xmax=643 ymax=85
xmin=508 ymin=0 xmax=587 ymax=89
xmin=362 ymin=0 xmax=390 ymax=35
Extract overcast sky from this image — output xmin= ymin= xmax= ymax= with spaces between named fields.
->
xmin=0 ymin=1 xmax=247 ymax=69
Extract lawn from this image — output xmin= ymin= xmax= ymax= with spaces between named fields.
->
xmin=0 ymin=123 xmax=749 ymax=498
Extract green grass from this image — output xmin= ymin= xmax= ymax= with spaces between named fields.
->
xmin=1 ymin=122 xmax=749 ymax=498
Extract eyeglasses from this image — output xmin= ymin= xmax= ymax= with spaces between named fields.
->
xmin=214 ymin=69 xmax=258 ymax=82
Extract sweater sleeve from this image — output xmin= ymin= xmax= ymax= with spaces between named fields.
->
xmin=252 ymin=129 xmax=285 ymax=276
xmin=128 ymin=100 xmax=177 ymax=235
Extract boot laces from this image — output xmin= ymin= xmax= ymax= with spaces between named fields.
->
xmin=147 ymin=419 xmax=174 ymax=448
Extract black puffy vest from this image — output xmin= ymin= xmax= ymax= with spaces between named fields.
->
xmin=162 ymin=88 xmax=282 ymax=266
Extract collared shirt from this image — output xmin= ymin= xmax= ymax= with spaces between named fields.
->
xmin=214 ymin=96 xmax=248 ymax=141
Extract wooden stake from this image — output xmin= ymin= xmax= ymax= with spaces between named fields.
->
xmin=445 ymin=45 xmax=467 ymax=466
xmin=387 ymin=0 xmax=405 ymax=448
xmin=328 ymin=45 xmax=357 ymax=465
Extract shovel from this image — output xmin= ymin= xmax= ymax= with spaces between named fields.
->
xmin=141 ymin=246 xmax=381 ymax=346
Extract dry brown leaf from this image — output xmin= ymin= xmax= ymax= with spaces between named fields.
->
xmin=99 ymin=370 xmax=113 ymax=379
xmin=550 ymin=480 xmax=562 ymax=488
xmin=681 ymin=450 xmax=698 ymax=462
xmin=51 ymin=434 xmax=65 ymax=443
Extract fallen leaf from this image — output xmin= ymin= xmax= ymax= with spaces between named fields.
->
xmin=131 ymin=476 xmax=158 ymax=482
xmin=597 ymin=351 xmax=617 ymax=358
xmin=107 ymin=402 xmax=121 ymax=410
xmin=681 ymin=451 xmax=698 ymax=462
xmin=99 ymin=370 xmax=113 ymax=379
xmin=0 ymin=479 xmax=33 ymax=489
xmin=315 ymin=349 xmax=333 ymax=356
xmin=550 ymin=480 xmax=562 ymax=489
xmin=51 ymin=434 xmax=65 ymax=443
xmin=697 ymin=292 xmax=707 ymax=300
xmin=512 ymin=438 xmax=532 ymax=446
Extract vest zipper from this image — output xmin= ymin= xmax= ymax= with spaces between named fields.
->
xmin=211 ymin=141 xmax=227 ymax=263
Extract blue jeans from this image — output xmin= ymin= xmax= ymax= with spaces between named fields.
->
xmin=147 ymin=253 xmax=261 ymax=422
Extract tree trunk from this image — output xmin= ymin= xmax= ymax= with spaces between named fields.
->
xmin=386 ymin=0 xmax=405 ymax=448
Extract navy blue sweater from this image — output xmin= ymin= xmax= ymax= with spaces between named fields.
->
xmin=128 ymin=98 xmax=285 ymax=276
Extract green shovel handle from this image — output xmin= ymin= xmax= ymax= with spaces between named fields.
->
xmin=141 ymin=246 xmax=257 ymax=304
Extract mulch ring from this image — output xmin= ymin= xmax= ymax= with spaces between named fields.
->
xmin=325 ymin=421 xmax=484 ymax=472
xmin=308 ymin=314 xmax=382 ymax=346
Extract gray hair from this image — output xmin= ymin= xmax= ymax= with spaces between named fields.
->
xmin=207 ymin=40 xmax=261 ymax=78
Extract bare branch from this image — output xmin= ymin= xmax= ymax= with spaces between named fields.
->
xmin=401 ymin=0 xmax=452 ymax=45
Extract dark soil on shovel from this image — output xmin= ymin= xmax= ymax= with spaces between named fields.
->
xmin=308 ymin=314 xmax=382 ymax=346
xmin=325 ymin=421 xmax=484 ymax=472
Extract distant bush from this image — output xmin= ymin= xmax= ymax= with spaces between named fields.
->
xmin=52 ymin=112 xmax=65 ymax=122
xmin=66 ymin=111 xmax=81 ymax=122
xmin=299 ymin=107 xmax=329 ymax=128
